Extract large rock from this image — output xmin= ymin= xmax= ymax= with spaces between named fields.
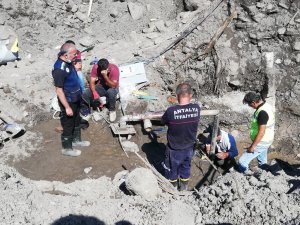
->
xmin=75 ymin=11 xmax=87 ymax=22
xmin=293 ymin=41 xmax=300 ymax=51
xmin=78 ymin=36 xmax=94 ymax=47
xmin=183 ymin=0 xmax=210 ymax=11
xmin=127 ymin=2 xmax=145 ymax=20
xmin=125 ymin=168 xmax=161 ymax=199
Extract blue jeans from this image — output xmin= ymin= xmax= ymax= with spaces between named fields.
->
xmin=238 ymin=142 xmax=271 ymax=172
xmin=163 ymin=145 xmax=193 ymax=181
xmin=77 ymin=71 xmax=86 ymax=92
xmin=82 ymin=84 xmax=118 ymax=111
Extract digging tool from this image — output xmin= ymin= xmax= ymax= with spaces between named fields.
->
xmin=80 ymin=45 xmax=95 ymax=53
xmin=195 ymin=140 xmax=222 ymax=176
xmin=196 ymin=149 xmax=222 ymax=176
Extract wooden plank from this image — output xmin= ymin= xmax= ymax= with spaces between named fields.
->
xmin=110 ymin=123 xmax=136 ymax=135
xmin=146 ymin=0 xmax=225 ymax=63
xmin=175 ymin=9 xmax=237 ymax=69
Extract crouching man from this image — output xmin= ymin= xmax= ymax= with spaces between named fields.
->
xmin=204 ymin=125 xmax=238 ymax=170
xmin=82 ymin=58 xmax=119 ymax=122
xmin=161 ymin=83 xmax=201 ymax=191
xmin=52 ymin=42 xmax=90 ymax=157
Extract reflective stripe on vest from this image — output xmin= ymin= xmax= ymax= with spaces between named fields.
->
xmin=250 ymin=102 xmax=275 ymax=143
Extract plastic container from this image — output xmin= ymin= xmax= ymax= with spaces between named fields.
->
xmin=90 ymin=56 xmax=98 ymax=65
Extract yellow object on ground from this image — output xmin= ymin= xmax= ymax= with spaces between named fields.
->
xmin=132 ymin=90 xmax=149 ymax=96
xmin=10 ymin=38 xmax=19 ymax=53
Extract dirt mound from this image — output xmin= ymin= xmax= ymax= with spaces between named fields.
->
xmin=0 ymin=161 xmax=299 ymax=224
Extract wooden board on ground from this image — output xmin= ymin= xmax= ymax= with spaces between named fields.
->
xmin=110 ymin=123 xmax=136 ymax=135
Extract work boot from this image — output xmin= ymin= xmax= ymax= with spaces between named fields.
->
xmin=61 ymin=135 xmax=81 ymax=157
xmin=72 ymin=127 xmax=90 ymax=147
xmin=169 ymin=179 xmax=178 ymax=190
xmin=178 ymin=178 xmax=189 ymax=191
xmin=109 ymin=111 xmax=117 ymax=122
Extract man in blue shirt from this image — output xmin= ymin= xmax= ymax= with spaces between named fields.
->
xmin=204 ymin=125 xmax=238 ymax=170
xmin=52 ymin=42 xmax=90 ymax=157
xmin=161 ymin=83 xmax=201 ymax=191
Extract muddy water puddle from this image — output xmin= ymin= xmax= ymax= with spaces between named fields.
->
xmin=12 ymin=118 xmax=213 ymax=189
xmin=12 ymin=118 xmax=299 ymax=188
xmin=13 ymin=119 xmax=145 ymax=183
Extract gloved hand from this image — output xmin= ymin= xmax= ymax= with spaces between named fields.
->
xmin=92 ymin=90 xmax=99 ymax=100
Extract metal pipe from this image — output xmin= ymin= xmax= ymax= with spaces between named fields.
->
xmin=143 ymin=119 xmax=152 ymax=132
xmin=210 ymin=114 xmax=220 ymax=157
xmin=119 ymin=110 xmax=220 ymax=132
xmin=200 ymin=110 xmax=219 ymax=116
xmin=119 ymin=110 xmax=219 ymax=124
xmin=119 ymin=111 xmax=164 ymax=124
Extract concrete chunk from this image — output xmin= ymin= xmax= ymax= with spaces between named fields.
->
xmin=128 ymin=2 xmax=145 ymax=20
xmin=293 ymin=41 xmax=300 ymax=51
xmin=125 ymin=168 xmax=161 ymax=199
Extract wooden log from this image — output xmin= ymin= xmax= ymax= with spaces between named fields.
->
xmin=201 ymin=9 xmax=237 ymax=56
xmin=146 ymin=0 xmax=225 ymax=63
xmin=175 ymin=9 xmax=237 ymax=69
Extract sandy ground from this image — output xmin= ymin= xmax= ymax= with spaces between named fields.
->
xmin=0 ymin=0 xmax=300 ymax=224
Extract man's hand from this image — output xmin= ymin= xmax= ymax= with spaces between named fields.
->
xmin=246 ymin=145 xmax=255 ymax=153
xmin=101 ymin=69 xmax=108 ymax=77
xmin=205 ymin=144 xmax=211 ymax=154
xmin=93 ymin=90 xmax=99 ymax=100
xmin=66 ymin=107 xmax=73 ymax=116
xmin=216 ymin=152 xmax=229 ymax=160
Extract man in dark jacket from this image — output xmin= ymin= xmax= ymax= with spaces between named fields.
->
xmin=161 ymin=83 xmax=200 ymax=191
xmin=52 ymin=42 xmax=90 ymax=157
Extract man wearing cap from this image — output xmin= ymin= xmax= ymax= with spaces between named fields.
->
xmin=52 ymin=42 xmax=90 ymax=157
xmin=82 ymin=58 xmax=119 ymax=122
xmin=238 ymin=92 xmax=275 ymax=173
xmin=161 ymin=83 xmax=200 ymax=191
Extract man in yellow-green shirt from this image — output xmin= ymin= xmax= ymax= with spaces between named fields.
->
xmin=238 ymin=92 xmax=275 ymax=173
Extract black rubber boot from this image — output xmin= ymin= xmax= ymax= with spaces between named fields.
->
xmin=61 ymin=135 xmax=81 ymax=157
xmin=72 ymin=127 xmax=90 ymax=147
xmin=178 ymin=178 xmax=189 ymax=191
xmin=170 ymin=179 xmax=178 ymax=190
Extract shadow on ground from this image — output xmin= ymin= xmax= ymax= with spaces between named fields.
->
xmin=51 ymin=214 xmax=133 ymax=225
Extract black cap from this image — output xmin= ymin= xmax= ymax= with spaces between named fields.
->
xmin=243 ymin=92 xmax=261 ymax=105
xmin=204 ymin=123 xmax=221 ymax=136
